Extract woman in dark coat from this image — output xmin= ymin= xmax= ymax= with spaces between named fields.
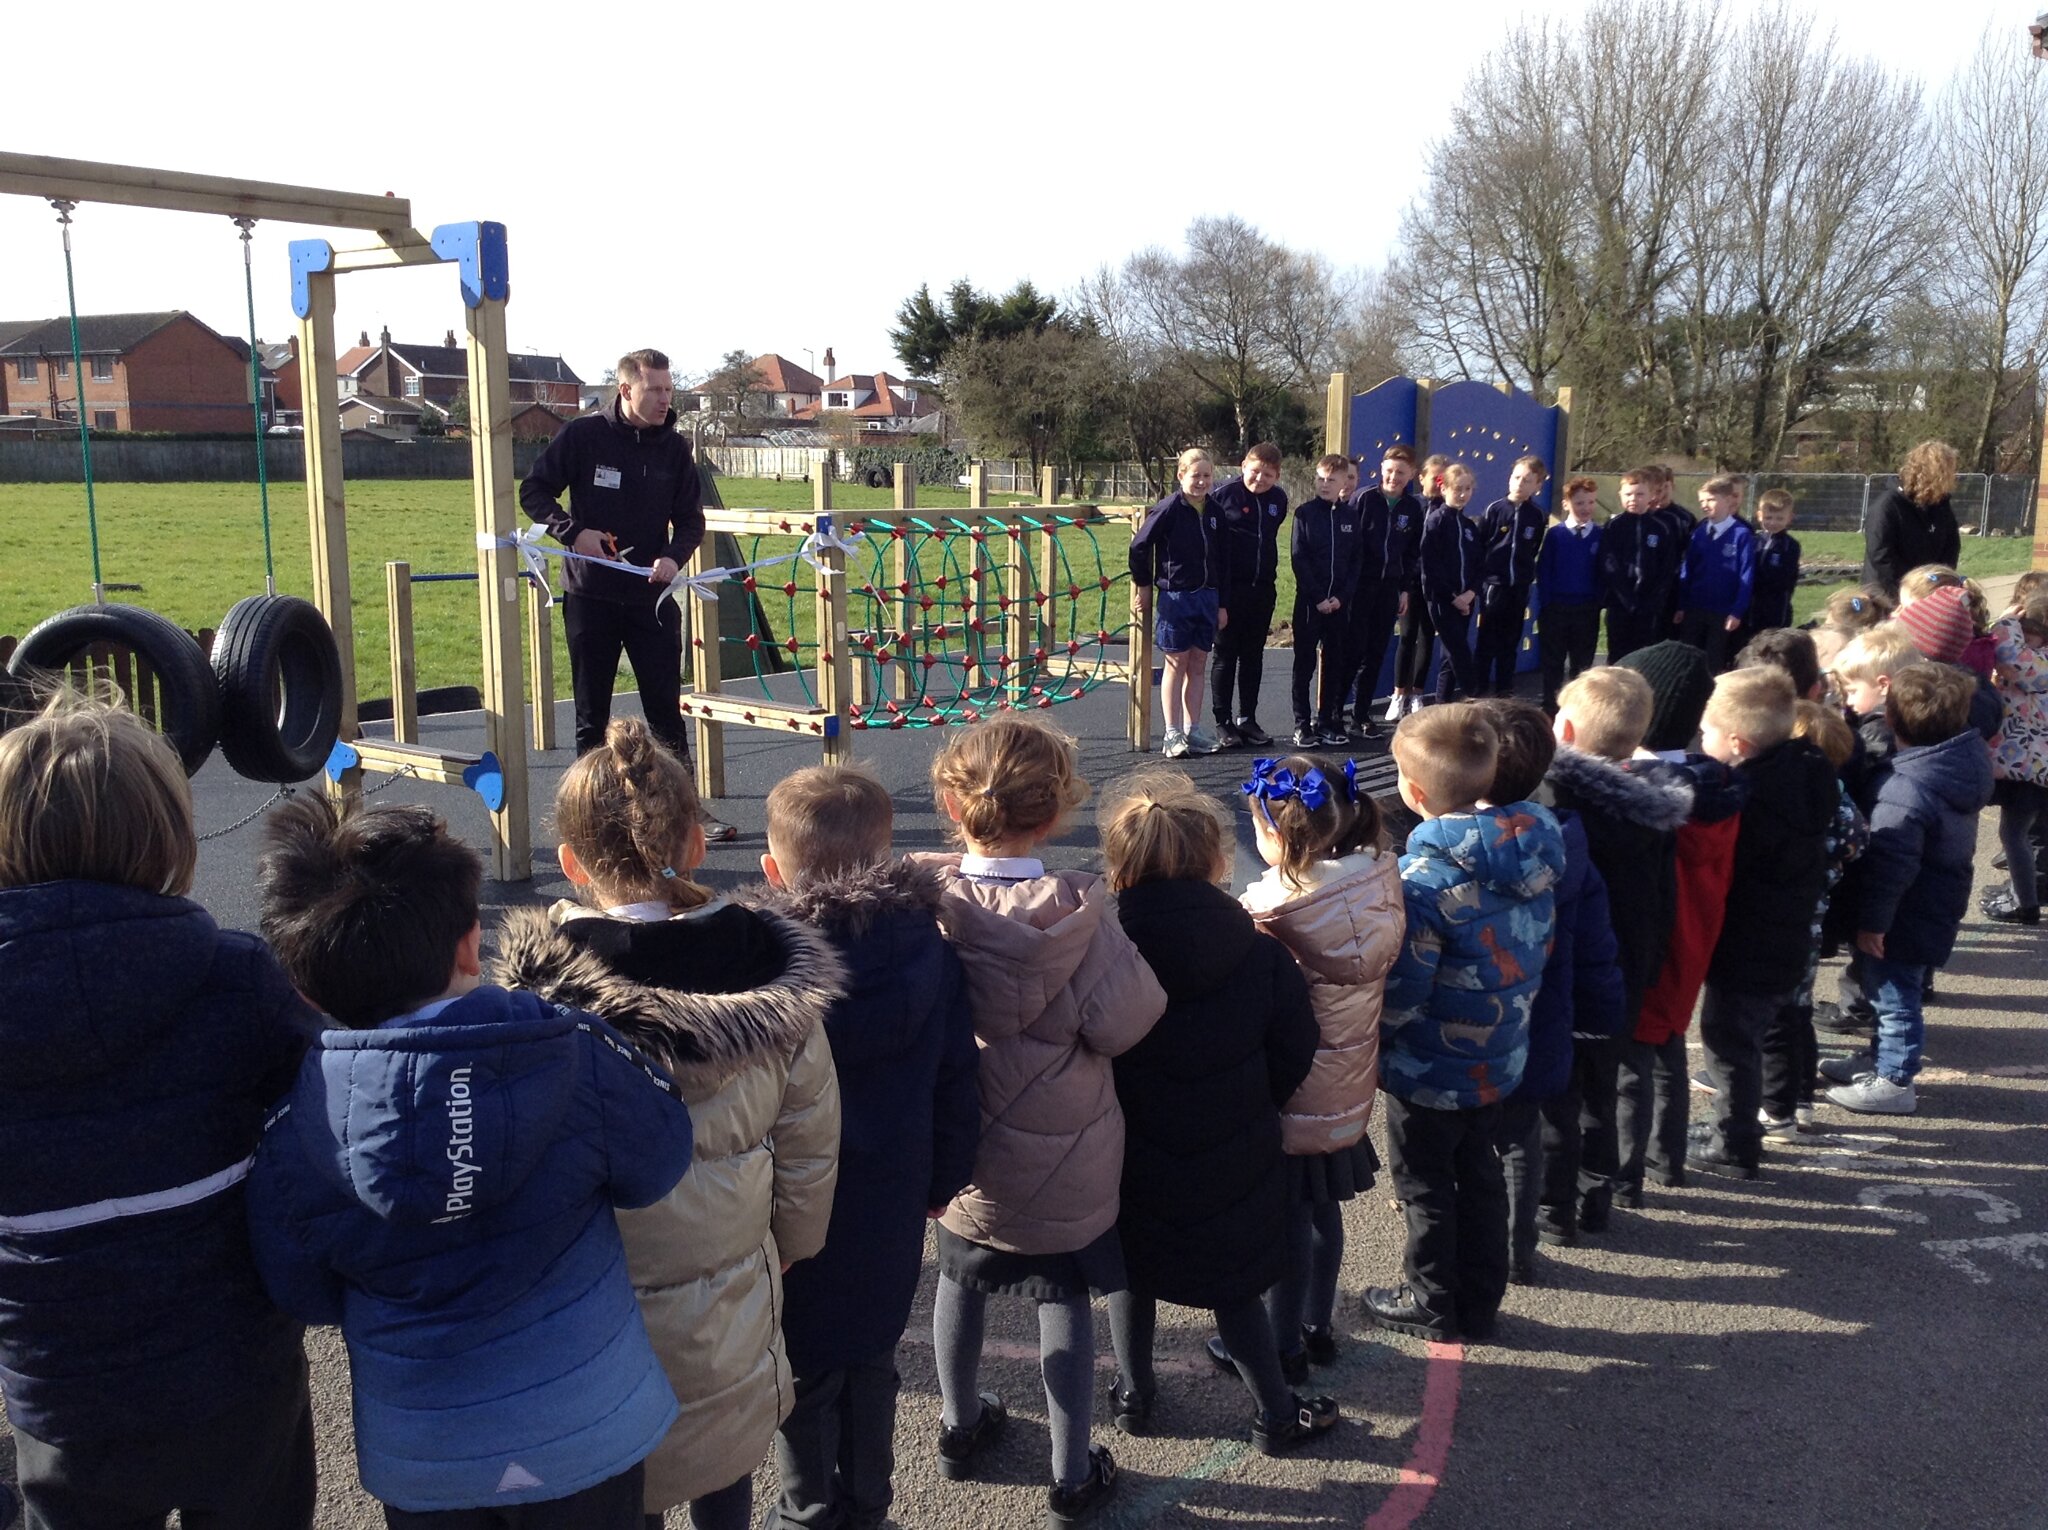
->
xmin=1863 ymin=440 xmax=1962 ymax=599
xmin=1096 ymin=770 xmax=1336 ymax=1458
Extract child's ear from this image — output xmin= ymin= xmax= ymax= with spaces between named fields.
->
xmin=1555 ymin=714 xmax=1577 ymax=747
xmin=941 ymin=792 xmax=965 ymax=825
xmin=680 ymin=821 xmax=708 ymax=874
xmin=761 ymin=852 xmax=785 ymax=889
xmin=559 ymin=843 xmax=591 ymax=887
xmin=454 ymin=921 xmax=483 ymax=979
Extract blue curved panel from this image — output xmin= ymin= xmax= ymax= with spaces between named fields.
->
xmin=1349 ymin=376 xmax=1420 ymax=463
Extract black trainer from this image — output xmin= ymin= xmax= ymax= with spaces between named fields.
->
xmin=1301 ymin=1324 xmax=1337 ymax=1366
xmin=1989 ymin=900 xmax=2041 ymax=925
xmin=1252 ymin=1393 xmax=1342 ymax=1456
xmin=1363 ymin=1283 xmax=1458 ymax=1340
xmin=1046 ymin=1444 xmax=1117 ymax=1526
xmin=1614 ymin=1180 xmax=1645 ymax=1209
xmin=1215 ymin=721 xmax=1245 ymax=749
xmin=1292 ymin=723 xmax=1319 ymax=748
xmin=1687 ymin=1132 xmax=1760 ymax=1180
xmin=1107 ymin=1375 xmax=1152 ymax=1437
xmin=937 ymin=1392 xmax=1006 ymax=1481
xmin=1236 ymin=718 xmax=1274 ymax=747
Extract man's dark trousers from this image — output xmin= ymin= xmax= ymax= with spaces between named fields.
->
xmin=1383 ymin=1095 xmax=1509 ymax=1326
xmin=564 ymin=593 xmax=691 ymax=761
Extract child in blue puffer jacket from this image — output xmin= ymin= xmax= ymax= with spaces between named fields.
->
xmin=246 ymin=794 xmax=696 ymax=1526
xmin=0 ymin=693 xmax=320 ymax=1530
xmin=1368 ymin=703 xmax=1563 ymax=1345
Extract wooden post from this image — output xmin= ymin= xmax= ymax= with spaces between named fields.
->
xmin=464 ymin=292 xmax=531 ymax=881
xmin=1325 ymin=372 xmax=1350 ymax=457
xmin=297 ymin=266 xmax=359 ymax=805
xmin=685 ymin=530 xmax=726 ymax=801
xmin=2033 ymin=411 xmax=2048 ymax=570
xmin=1037 ymin=510 xmax=1060 ymax=691
xmin=967 ymin=462 xmax=987 ymax=509
xmin=1127 ymin=507 xmax=1152 ymax=751
xmin=527 ymin=578 xmax=555 ymax=751
xmin=892 ymin=464 xmax=915 ymax=702
xmin=1004 ymin=523 xmax=1028 ymax=701
xmin=1040 ymin=464 xmax=1057 ymax=504
xmin=1416 ymin=378 xmax=1438 ymax=458
xmin=385 ymin=561 xmax=417 ymax=744
xmin=814 ymin=475 xmax=853 ymax=764
xmin=1553 ymin=386 xmax=1574 ymax=477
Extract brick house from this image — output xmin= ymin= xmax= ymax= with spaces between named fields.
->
xmin=805 ymin=370 xmax=939 ymax=434
xmin=0 ymin=311 xmax=250 ymax=431
xmin=337 ymin=327 xmax=583 ymax=428
xmin=682 ymin=353 xmax=825 ymax=420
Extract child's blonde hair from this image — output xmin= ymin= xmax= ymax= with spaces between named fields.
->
xmin=2018 ymin=591 xmax=2048 ymax=644
xmin=1705 ymin=668 xmax=1797 ymax=752
xmin=555 ymin=717 xmax=712 ymax=911
xmin=766 ymin=764 xmax=892 ymax=884
xmin=1831 ymin=626 xmax=1923 ymax=685
xmin=931 ymin=712 xmax=1089 ymax=849
xmin=1898 ymin=564 xmax=1990 ymax=633
xmin=1556 ymin=667 xmax=1655 ymax=761
xmin=1441 ymin=461 xmax=1475 ymax=489
xmin=1100 ymin=768 xmax=1225 ymax=893
xmin=0 ymin=688 xmax=195 ymax=896
xmin=1176 ymin=447 xmax=1212 ymax=478
xmin=1792 ymin=699 xmax=1855 ymax=771
xmin=1757 ymin=487 xmax=1794 ymax=519
xmin=1391 ymin=704 xmax=1499 ymax=815
xmin=1822 ymin=587 xmax=1891 ymax=631
xmin=1244 ymin=752 xmax=1381 ymax=890
xmin=1420 ymin=454 xmax=1451 ymax=497
xmin=2011 ymin=569 xmax=2048 ymax=608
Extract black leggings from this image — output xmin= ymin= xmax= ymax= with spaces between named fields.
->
xmin=1109 ymin=1290 xmax=1293 ymax=1420
xmin=1999 ymin=781 xmax=2048 ymax=908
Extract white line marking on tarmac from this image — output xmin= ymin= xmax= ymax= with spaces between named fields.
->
xmin=1919 ymin=1232 xmax=2048 ymax=1286
xmin=1856 ymin=1185 xmax=2023 ymax=1225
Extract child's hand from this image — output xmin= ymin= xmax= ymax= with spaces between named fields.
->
xmin=1723 ymin=615 xmax=1741 ymax=632
xmin=1672 ymin=610 xmax=1686 ymax=625
xmin=1454 ymin=591 xmax=1475 ymax=615
xmin=1855 ymin=931 xmax=1886 ymax=959
xmin=1318 ymin=597 xmax=1340 ymax=614
xmin=1398 ymin=591 xmax=1409 ymax=617
xmin=1218 ymin=608 xmax=1229 ymax=630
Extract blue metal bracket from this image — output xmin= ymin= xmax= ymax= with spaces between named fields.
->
xmin=324 ymin=738 xmax=360 ymax=782
xmin=289 ymin=239 xmax=334 ymax=320
xmin=462 ymin=751 xmax=506 ymax=811
xmin=430 ymin=222 xmax=510 ymax=309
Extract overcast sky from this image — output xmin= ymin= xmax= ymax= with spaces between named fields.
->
xmin=0 ymin=1 xmax=2025 ymax=392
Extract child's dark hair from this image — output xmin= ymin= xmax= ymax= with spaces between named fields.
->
xmin=556 ymin=718 xmax=712 ymax=912
xmin=1737 ymin=627 xmax=1822 ymax=700
xmin=1886 ymin=663 xmax=1974 ymax=749
xmin=1101 ymin=768 xmax=1225 ymax=893
xmin=1246 ymin=753 xmax=1381 ymax=889
xmin=1473 ymin=699 xmax=1557 ymax=803
xmin=931 ymin=712 xmax=1089 ymax=849
xmin=258 ymin=794 xmax=482 ymax=1029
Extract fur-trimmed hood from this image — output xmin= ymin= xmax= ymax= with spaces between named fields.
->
xmin=1546 ymin=745 xmax=1694 ymax=833
xmin=751 ymin=856 xmax=945 ymax=941
xmin=492 ymin=900 xmax=846 ymax=1098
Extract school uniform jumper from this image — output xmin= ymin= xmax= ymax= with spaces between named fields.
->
xmin=1207 ymin=477 xmax=1288 ymax=730
xmin=1290 ymin=496 xmax=1366 ymax=731
xmin=1599 ymin=512 xmax=1682 ymax=662
xmin=1675 ymin=516 xmax=1756 ymax=671
xmin=1476 ymin=496 xmax=1547 ymax=695
xmin=1747 ymin=529 xmax=1801 ymax=634
xmin=1536 ymin=519 xmax=1602 ymax=711
xmin=1416 ymin=505 xmax=1482 ymax=703
xmin=1347 ymin=487 xmax=1423 ymax=716
xmin=1129 ymin=492 xmax=1228 ymax=655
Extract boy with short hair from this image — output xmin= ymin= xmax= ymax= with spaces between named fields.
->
xmin=1368 ymin=705 xmax=1563 ymax=1341
xmin=1691 ymin=669 xmax=1839 ymax=1174
xmin=1347 ymin=443 xmax=1424 ymax=738
xmin=1476 ymin=456 xmax=1551 ymax=696
xmin=1673 ymin=476 xmax=1757 ymax=673
xmin=1209 ymin=442 xmax=1289 ymax=747
xmin=1540 ymin=668 xmax=1692 ymax=1235
xmin=1749 ymin=489 xmax=1802 ymax=634
xmin=1820 ymin=666 xmax=1992 ymax=1115
xmin=1599 ymin=469 xmax=1683 ymax=663
xmin=246 ymin=797 xmax=696 ymax=1524
xmin=1292 ymin=454 xmax=1367 ymax=747
xmin=759 ymin=766 xmax=980 ymax=1530
xmin=1536 ymin=477 xmax=1603 ymax=713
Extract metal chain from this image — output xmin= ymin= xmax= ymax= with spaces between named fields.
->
xmin=197 ymin=784 xmax=295 ymax=842
xmin=358 ymin=764 xmax=419 ymax=796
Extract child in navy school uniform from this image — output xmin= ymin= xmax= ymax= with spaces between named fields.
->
xmin=1131 ymin=448 xmax=1233 ymax=759
xmin=1416 ymin=462 xmax=1484 ymax=703
xmin=1748 ymin=488 xmax=1802 ymax=635
xmin=1673 ymin=475 xmax=1757 ymax=673
xmin=1536 ymin=476 xmax=1603 ymax=713
xmin=1388 ymin=455 xmax=1451 ymax=720
xmin=1208 ymin=443 xmax=1289 ymax=748
xmin=1348 ymin=444 xmax=1424 ymax=737
xmin=1476 ymin=456 xmax=1550 ymax=696
xmin=1293 ymin=454 xmax=1367 ymax=747
xmin=1600 ymin=469 xmax=1683 ymax=663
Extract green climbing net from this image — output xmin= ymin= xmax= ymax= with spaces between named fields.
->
xmin=718 ymin=511 xmax=1133 ymax=730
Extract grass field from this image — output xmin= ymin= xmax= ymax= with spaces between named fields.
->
xmin=0 ymin=483 xmax=2030 ymax=702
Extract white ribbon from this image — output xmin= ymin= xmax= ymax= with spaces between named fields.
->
xmin=483 ymin=518 xmax=867 ymax=613
xmin=480 ymin=526 xmax=664 ymax=609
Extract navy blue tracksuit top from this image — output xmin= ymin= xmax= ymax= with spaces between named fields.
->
xmin=1130 ymin=492 xmax=1227 ymax=592
xmin=1751 ymin=530 xmax=1801 ymax=630
xmin=1599 ymin=511 xmax=1682 ymax=615
xmin=1208 ymin=478 xmax=1287 ymax=596
xmin=1480 ymin=497 xmax=1548 ymax=591
xmin=1418 ymin=505 xmax=1480 ymax=606
xmin=1292 ymin=497 xmax=1365 ymax=610
xmin=1353 ymin=487 xmax=1424 ymax=585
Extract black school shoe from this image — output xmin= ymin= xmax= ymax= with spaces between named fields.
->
xmin=1686 ymin=1126 xmax=1759 ymax=1180
xmin=937 ymin=1392 xmax=1006 ymax=1480
xmin=1614 ymin=1180 xmax=1645 ymax=1209
xmin=1206 ymin=1334 xmax=1308 ymax=1386
xmin=1989 ymin=902 xmax=2042 ymax=925
xmin=1236 ymin=717 xmax=1274 ymax=747
xmin=1107 ymin=1375 xmax=1153 ymax=1437
xmin=1214 ymin=721 xmax=1246 ymax=749
xmin=1363 ymin=1283 xmax=1459 ymax=1340
xmin=1252 ymin=1393 xmax=1342 ymax=1456
xmin=1046 ymin=1445 xmax=1117 ymax=1526
xmin=1578 ymin=1188 xmax=1612 ymax=1234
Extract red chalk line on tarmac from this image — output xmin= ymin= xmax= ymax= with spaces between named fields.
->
xmin=1362 ymin=1339 xmax=1463 ymax=1530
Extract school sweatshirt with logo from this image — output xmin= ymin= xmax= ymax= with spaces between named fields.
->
xmin=1291 ymin=497 xmax=1365 ymax=611
xmin=1208 ymin=477 xmax=1288 ymax=599
xmin=1352 ymin=486 xmax=1424 ymax=586
xmin=1479 ymin=496 xmax=1548 ymax=593
xmin=1598 ymin=512 xmax=1683 ymax=616
xmin=245 ymin=985 xmax=695 ymax=1512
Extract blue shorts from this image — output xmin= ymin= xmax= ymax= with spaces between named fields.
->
xmin=1154 ymin=586 xmax=1219 ymax=654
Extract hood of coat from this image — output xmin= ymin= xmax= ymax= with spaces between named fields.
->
xmin=1243 ymin=850 xmax=1402 ymax=985
xmin=752 ymin=856 xmax=943 ymax=940
xmin=1405 ymin=805 xmax=1565 ymax=901
xmin=287 ymin=984 xmax=597 ymax=1227
xmin=917 ymin=858 xmax=1110 ymax=1040
xmin=1654 ymin=753 xmax=1748 ymax=825
xmin=0 ymin=882 xmax=219 ymax=1089
xmin=1547 ymin=745 xmax=1694 ymax=833
xmin=492 ymin=901 xmax=843 ymax=1097
xmin=1890 ymin=730 xmax=1996 ymax=814
xmin=1112 ymin=877 xmax=1256 ymax=999
xmin=1739 ymin=737 xmax=1843 ymax=838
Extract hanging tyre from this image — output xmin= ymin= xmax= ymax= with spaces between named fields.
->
xmin=6 ymin=604 xmax=221 ymax=775
xmin=210 ymin=595 xmax=345 ymax=784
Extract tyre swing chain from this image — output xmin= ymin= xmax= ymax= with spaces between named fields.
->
xmin=197 ymin=783 xmax=296 ymax=843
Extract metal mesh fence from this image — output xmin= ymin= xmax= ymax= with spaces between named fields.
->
xmin=1575 ymin=472 xmax=2035 ymax=539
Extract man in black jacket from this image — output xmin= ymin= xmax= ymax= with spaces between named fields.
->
xmin=521 ymin=350 xmax=706 ymax=753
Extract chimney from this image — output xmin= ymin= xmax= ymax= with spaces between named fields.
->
xmin=823 ymin=346 xmax=835 ymax=378
xmin=379 ymin=325 xmax=391 ymax=348
xmin=444 ymin=329 xmax=457 ymax=349
xmin=359 ymin=330 xmax=370 ymax=347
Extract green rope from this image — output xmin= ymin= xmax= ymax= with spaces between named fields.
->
xmin=53 ymin=201 xmax=103 ymax=601
xmin=235 ymin=219 xmax=276 ymax=594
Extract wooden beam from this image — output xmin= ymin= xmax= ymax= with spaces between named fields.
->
xmin=685 ymin=537 xmax=727 ymax=802
xmin=351 ymin=738 xmax=479 ymax=786
xmin=0 ymin=151 xmax=411 ymax=230
xmin=813 ymin=476 xmax=853 ymax=763
xmin=1125 ymin=508 xmax=1153 ymax=751
xmin=1553 ymin=386 xmax=1574 ymax=477
xmin=1325 ymin=372 xmax=1350 ymax=457
xmin=297 ymin=267 xmax=357 ymax=806
xmin=676 ymin=692 xmax=838 ymax=735
xmin=327 ymin=233 xmax=442 ymax=273
xmin=385 ymin=562 xmax=418 ymax=744
xmin=526 ymin=579 xmax=556 ymax=751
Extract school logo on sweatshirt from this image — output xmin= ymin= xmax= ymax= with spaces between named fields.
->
xmin=1341 ymin=522 xmax=1355 ymax=533
xmin=1647 ymin=534 xmax=1660 ymax=547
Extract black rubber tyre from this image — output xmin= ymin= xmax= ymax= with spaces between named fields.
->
xmin=210 ymin=595 xmax=345 ymax=783
xmin=7 ymin=603 xmax=221 ymax=775
xmin=864 ymin=465 xmax=891 ymax=489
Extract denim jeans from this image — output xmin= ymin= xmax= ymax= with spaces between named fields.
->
xmin=1865 ymin=953 xmax=1928 ymax=1085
